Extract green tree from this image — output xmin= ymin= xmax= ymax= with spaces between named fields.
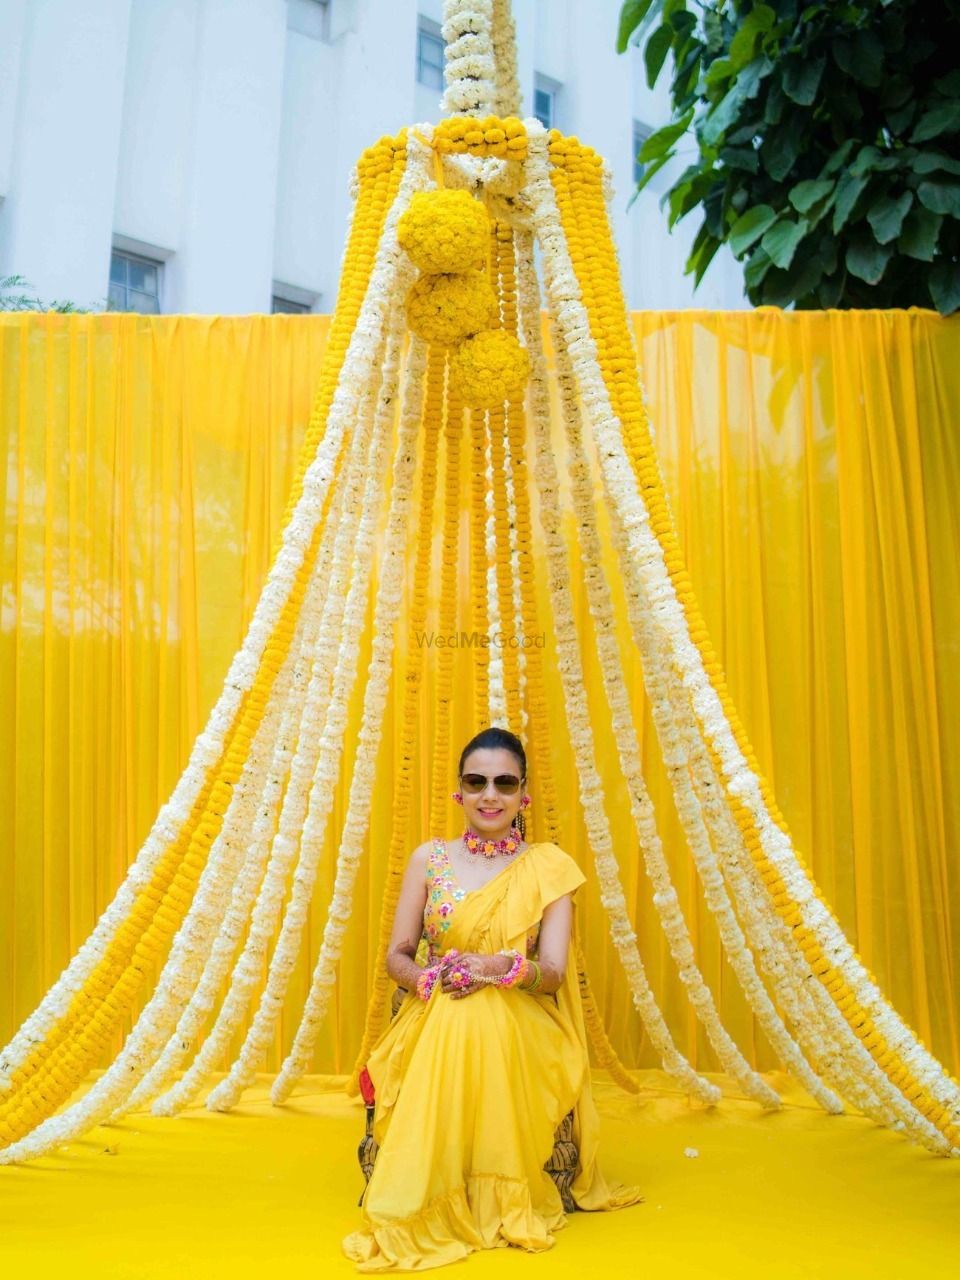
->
xmin=618 ymin=0 xmax=960 ymax=313
xmin=1 ymin=274 xmax=103 ymax=313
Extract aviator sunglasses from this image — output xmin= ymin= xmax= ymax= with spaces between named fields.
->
xmin=459 ymin=772 xmax=523 ymax=796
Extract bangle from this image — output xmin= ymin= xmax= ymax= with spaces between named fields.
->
xmin=416 ymin=961 xmax=443 ymax=1002
xmin=520 ymin=959 xmax=542 ymax=992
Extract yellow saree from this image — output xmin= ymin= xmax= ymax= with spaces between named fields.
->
xmin=342 ymin=841 xmax=643 ymax=1271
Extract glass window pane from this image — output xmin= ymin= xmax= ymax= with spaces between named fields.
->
xmin=417 ymin=30 xmax=445 ymax=89
xmin=128 ymin=289 xmax=159 ymax=315
xmin=107 ymin=281 xmax=125 ymax=311
xmin=128 ymin=260 xmax=157 ymax=293
xmin=534 ymin=87 xmax=552 ymax=129
xmin=109 ymin=254 xmax=126 ymax=285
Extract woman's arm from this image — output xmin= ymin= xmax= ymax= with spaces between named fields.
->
xmin=384 ymin=844 xmax=431 ymax=991
xmin=527 ymin=892 xmax=572 ymax=996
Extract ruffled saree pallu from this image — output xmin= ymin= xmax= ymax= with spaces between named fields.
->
xmin=342 ymin=841 xmax=643 ymax=1272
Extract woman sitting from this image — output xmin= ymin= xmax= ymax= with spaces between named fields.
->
xmin=342 ymin=727 xmax=644 ymax=1271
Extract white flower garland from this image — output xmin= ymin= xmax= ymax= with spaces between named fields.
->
xmin=514 ymin=220 xmax=718 ymax=1106
xmin=549 ymin=312 xmax=792 ymax=1112
xmin=205 ymin=315 xmax=411 ymax=1112
xmin=441 ymin=1 xmax=497 ymax=118
xmin=484 ymin=409 xmax=507 ymax=725
xmin=525 ymin=124 xmax=958 ymax=1156
xmin=114 ymin=441 xmax=351 ymax=1120
xmin=271 ymin=337 xmax=428 ymax=1104
xmin=0 ymin=136 xmax=428 ymax=1161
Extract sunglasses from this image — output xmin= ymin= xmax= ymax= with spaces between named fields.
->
xmin=459 ymin=773 xmax=523 ymax=796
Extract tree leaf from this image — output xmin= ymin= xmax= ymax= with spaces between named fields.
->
xmin=639 ymin=108 xmax=694 ymax=161
xmin=616 ymin=0 xmax=657 ymax=53
xmin=911 ymin=101 xmax=960 ymax=144
xmin=789 ymin=178 xmax=834 ymax=213
xmin=761 ymin=113 xmax=805 ymax=182
xmin=782 ymin=55 xmax=825 ymax=106
xmin=821 ymin=139 xmax=856 ymax=177
xmin=644 ymin=23 xmax=675 ymax=89
xmin=719 ymin=145 xmax=759 ymax=172
xmin=744 ymin=246 xmax=774 ymax=288
xmin=929 ymin=262 xmax=960 ymax=316
xmin=845 ymin=235 xmax=893 ymax=284
xmin=897 ymin=206 xmax=942 ymax=261
xmin=850 ymin=29 xmax=884 ymax=87
xmin=729 ymin=204 xmax=778 ymax=256
xmin=867 ymin=192 xmax=914 ymax=244
xmin=729 ymin=4 xmax=775 ymax=68
xmin=917 ymin=180 xmax=960 ymax=216
xmin=914 ymin=152 xmax=960 ymax=177
xmin=760 ymin=218 xmax=808 ymax=270
xmin=703 ymin=81 xmax=747 ymax=145
xmin=706 ymin=56 xmax=736 ymax=87
xmin=832 ymin=171 xmax=870 ymax=233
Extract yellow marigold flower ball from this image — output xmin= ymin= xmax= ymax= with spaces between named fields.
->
xmin=405 ymin=270 xmax=499 ymax=346
xmin=397 ymin=189 xmax=490 ymax=273
xmin=448 ymin=329 xmax=530 ymax=409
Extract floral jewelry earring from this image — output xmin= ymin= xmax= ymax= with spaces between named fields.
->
xmin=451 ymin=791 xmax=463 ymax=804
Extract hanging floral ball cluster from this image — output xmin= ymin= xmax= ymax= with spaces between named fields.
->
xmin=397 ymin=188 xmax=530 ymax=409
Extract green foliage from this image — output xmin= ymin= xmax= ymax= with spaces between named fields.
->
xmin=1 ymin=274 xmax=103 ymax=313
xmin=618 ymin=1 xmax=960 ymax=313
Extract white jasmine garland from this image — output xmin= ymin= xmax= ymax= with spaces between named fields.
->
xmin=0 ymin=572 xmax=320 ymax=1160
xmin=206 ymin=315 xmax=411 ymax=1113
xmin=441 ymin=0 xmax=496 ymax=117
xmin=114 ymin=463 xmax=347 ymax=1119
xmin=514 ymin=219 xmax=718 ymax=1107
xmin=551 ymin=315 xmax=793 ymax=1113
xmin=155 ymin=331 xmax=396 ymax=1118
xmin=525 ymin=125 xmax=958 ymax=1156
xmin=271 ymin=337 xmax=428 ymax=1104
xmin=485 ymin=409 xmax=507 ymax=725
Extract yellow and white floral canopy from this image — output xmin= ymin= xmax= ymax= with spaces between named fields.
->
xmin=1 ymin=0 xmax=958 ymax=1163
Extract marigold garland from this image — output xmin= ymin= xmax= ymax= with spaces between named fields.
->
xmin=398 ymin=189 xmax=490 ymax=274
xmin=406 ymin=269 xmax=499 ymax=346
xmin=3 ymin=19 xmax=957 ymax=1163
xmin=449 ymin=329 xmax=530 ymax=409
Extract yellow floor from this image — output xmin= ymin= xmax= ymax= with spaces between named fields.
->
xmin=1 ymin=1069 xmax=958 ymax=1278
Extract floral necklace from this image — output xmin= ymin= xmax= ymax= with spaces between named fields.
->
xmin=462 ymin=824 xmax=523 ymax=859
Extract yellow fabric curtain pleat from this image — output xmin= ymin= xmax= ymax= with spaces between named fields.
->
xmin=1 ymin=308 xmax=957 ymax=1081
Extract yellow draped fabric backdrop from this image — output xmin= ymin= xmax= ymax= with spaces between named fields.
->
xmin=1 ymin=308 xmax=957 ymax=1084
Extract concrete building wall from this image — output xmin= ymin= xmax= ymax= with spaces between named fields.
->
xmin=0 ymin=0 xmax=748 ymax=314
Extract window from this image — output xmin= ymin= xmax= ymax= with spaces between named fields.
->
xmin=417 ymin=18 xmax=445 ymax=91
xmin=272 ymin=281 xmax=319 ymax=314
xmin=108 ymin=250 xmax=162 ymax=314
xmin=633 ymin=120 xmax=652 ymax=185
xmin=287 ymin=0 xmax=330 ymax=41
xmin=272 ymin=295 xmax=311 ymax=314
xmin=533 ymin=74 xmax=561 ymax=131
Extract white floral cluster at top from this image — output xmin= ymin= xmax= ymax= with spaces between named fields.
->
xmin=441 ymin=0 xmax=497 ymax=118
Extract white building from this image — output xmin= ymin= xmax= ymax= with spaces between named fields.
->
xmin=0 ymin=0 xmax=748 ymax=316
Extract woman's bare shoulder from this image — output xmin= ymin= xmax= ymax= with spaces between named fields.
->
xmin=408 ymin=839 xmax=436 ymax=869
